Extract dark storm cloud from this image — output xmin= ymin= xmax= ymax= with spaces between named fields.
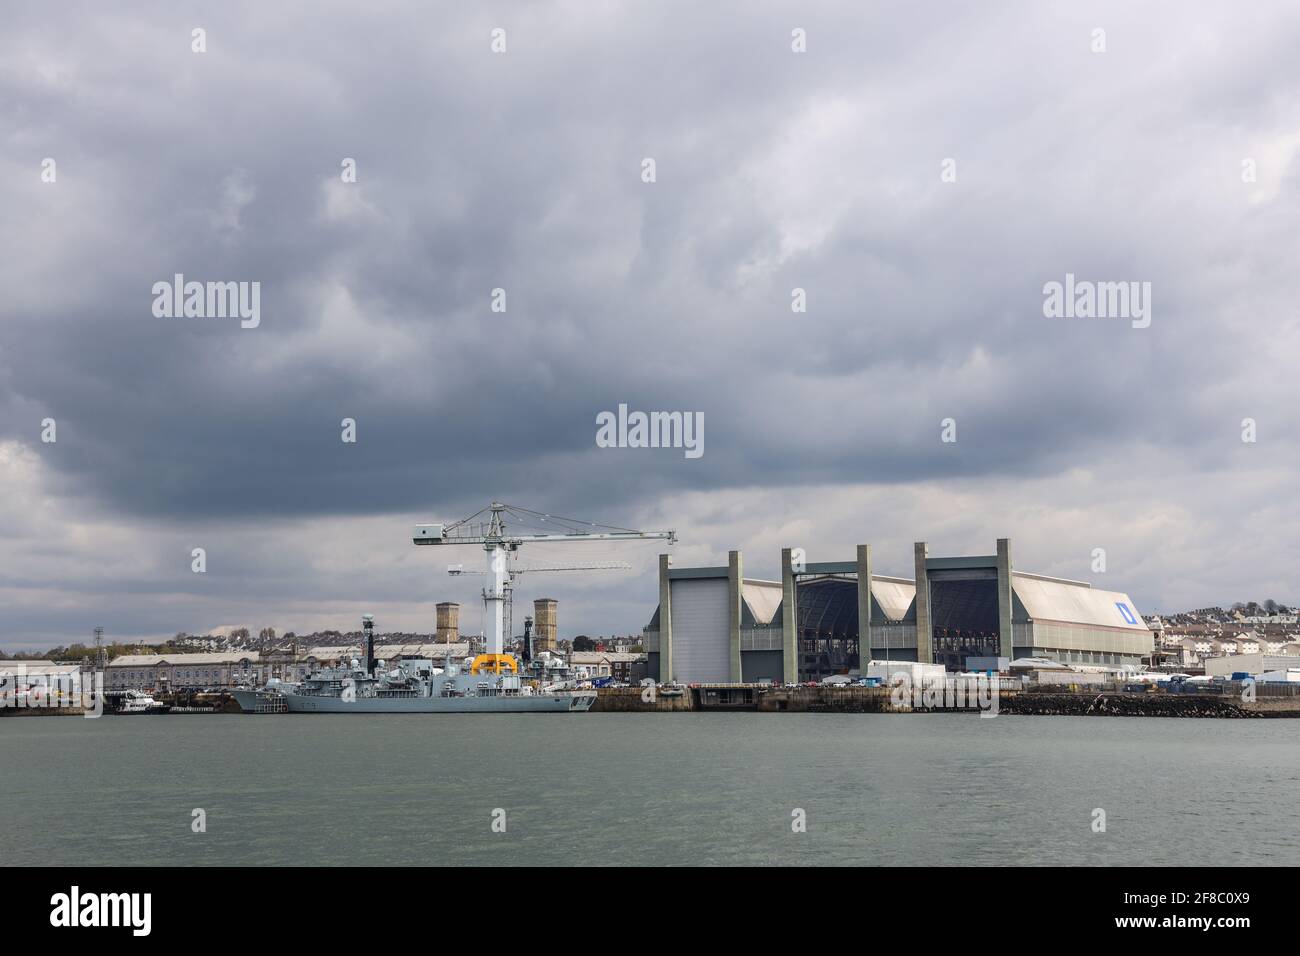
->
xmin=3 ymin=1 xmax=1300 ymax=645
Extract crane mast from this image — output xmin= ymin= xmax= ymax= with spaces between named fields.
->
xmin=414 ymin=502 xmax=675 ymax=671
xmin=449 ymin=561 xmax=633 ymax=645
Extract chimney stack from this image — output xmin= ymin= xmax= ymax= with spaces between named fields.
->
xmin=533 ymin=598 xmax=558 ymax=653
xmin=362 ymin=614 xmax=375 ymax=675
xmin=436 ymin=602 xmax=460 ymax=644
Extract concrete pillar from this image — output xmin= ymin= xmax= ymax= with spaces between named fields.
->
xmin=997 ymin=538 xmax=1013 ymax=660
xmin=856 ymin=544 xmax=872 ymax=668
xmin=781 ymin=547 xmax=797 ymax=684
xmin=728 ymin=550 xmax=743 ymax=682
xmin=658 ymin=553 xmax=673 ymax=682
xmin=914 ymin=541 xmax=931 ymax=664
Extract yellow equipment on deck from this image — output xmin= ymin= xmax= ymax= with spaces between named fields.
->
xmin=468 ymin=653 xmax=519 ymax=676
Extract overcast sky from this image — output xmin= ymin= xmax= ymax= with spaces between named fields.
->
xmin=2 ymin=2 xmax=1299 ymax=651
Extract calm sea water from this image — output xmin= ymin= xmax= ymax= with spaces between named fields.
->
xmin=2 ymin=713 xmax=1297 ymax=866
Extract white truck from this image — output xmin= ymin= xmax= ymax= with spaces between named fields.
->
xmin=865 ymin=660 xmax=947 ymax=686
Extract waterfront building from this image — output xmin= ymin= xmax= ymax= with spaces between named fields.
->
xmin=643 ymin=538 xmax=1153 ymax=684
xmin=0 ymin=661 xmax=85 ymax=705
xmin=105 ymin=651 xmax=261 ymax=690
xmin=1202 ymin=652 xmax=1300 ymax=678
xmin=569 ymin=651 xmax=647 ymax=683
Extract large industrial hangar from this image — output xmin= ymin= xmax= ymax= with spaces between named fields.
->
xmin=643 ymin=540 xmax=1153 ymax=684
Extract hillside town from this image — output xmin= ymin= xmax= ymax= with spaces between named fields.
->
xmin=1145 ymin=601 xmax=1300 ymax=671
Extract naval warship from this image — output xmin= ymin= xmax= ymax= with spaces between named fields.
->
xmin=230 ymin=615 xmax=595 ymax=714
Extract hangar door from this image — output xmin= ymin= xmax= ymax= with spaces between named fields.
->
xmin=670 ymin=577 xmax=730 ymax=683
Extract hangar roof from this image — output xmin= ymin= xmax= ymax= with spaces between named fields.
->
xmin=0 ymin=661 xmax=83 ymax=676
xmin=1011 ymin=573 xmax=1148 ymax=632
xmin=108 ymin=652 xmax=260 ymax=667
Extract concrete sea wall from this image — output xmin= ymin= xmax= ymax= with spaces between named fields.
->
xmin=591 ymin=687 xmax=695 ymax=712
xmin=594 ymin=684 xmax=1300 ymax=717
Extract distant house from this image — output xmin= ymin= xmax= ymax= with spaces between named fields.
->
xmin=1233 ymin=632 xmax=1262 ymax=655
xmin=1175 ymin=636 xmax=1220 ymax=666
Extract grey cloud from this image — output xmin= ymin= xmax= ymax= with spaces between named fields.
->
xmin=2 ymin=1 xmax=1299 ymax=645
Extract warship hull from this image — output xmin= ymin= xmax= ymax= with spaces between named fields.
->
xmin=232 ymin=688 xmax=594 ymax=713
xmin=283 ymin=691 xmax=594 ymax=713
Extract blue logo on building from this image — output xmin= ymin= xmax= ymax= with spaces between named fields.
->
xmin=1115 ymin=602 xmax=1137 ymax=625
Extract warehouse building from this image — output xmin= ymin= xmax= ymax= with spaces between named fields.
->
xmin=0 ymin=661 xmax=86 ymax=707
xmin=643 ymin=539 xmax=1152 ymax=684
xmin=1202 ymin=652 xmax=1300 ymax=679
xmin=569 ymin=651 xmax=648 ymax=683
xmin=105 ymin=651 xmax=261 ymax=690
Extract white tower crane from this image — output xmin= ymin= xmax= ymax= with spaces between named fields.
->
xmin=414 ymin=502 xmax=675 ymax=673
